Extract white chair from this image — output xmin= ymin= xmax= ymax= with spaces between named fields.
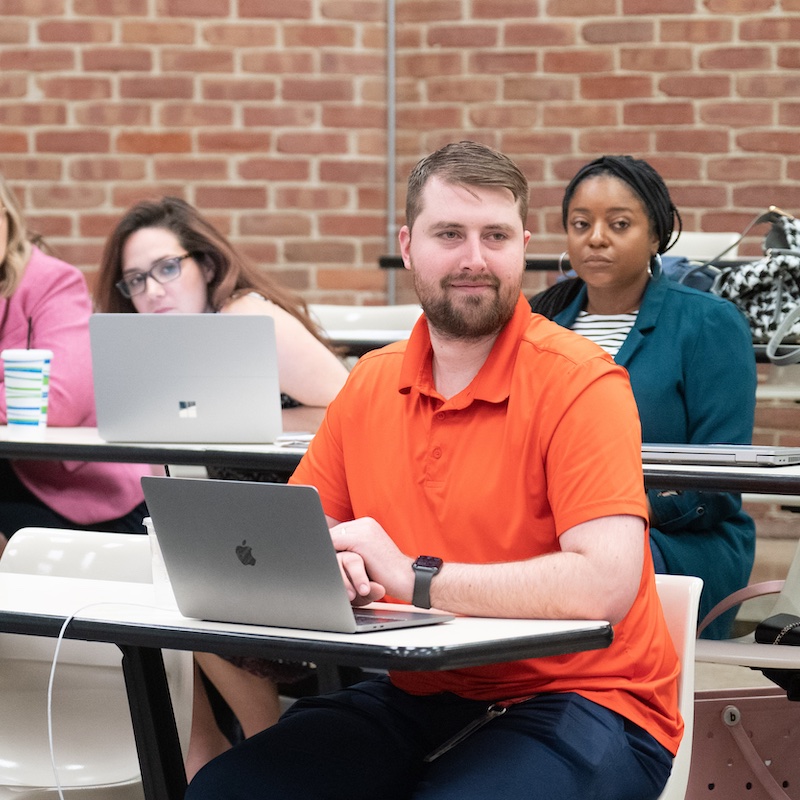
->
xmin=0 ymin=528 xmax=194 ymax=799
xmin=655 ymin=574 xmax=704 ymax=800
xmin=670 ymin=231 xmax=739 ymax=261
xmin=309 ymin=303 xmax=424 ymax=365
xmin=695 ymin=535 xmax=800 ymax=674
xmin=308 ymin=303 xmax=423 ymax=333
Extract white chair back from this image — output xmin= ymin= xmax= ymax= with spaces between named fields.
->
xmin=769 ymin=536 xmax=800 ymax=618
xmin=0 ymin=528 xmax=193 ymax=799
xmin=308 ymin=303 xmax=422 ymax=332
xmin=655 ymin=574 xmax=704 ymax=800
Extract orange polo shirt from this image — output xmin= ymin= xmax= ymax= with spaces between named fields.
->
xmin=291 ymin=294 xmax=682 ymax=755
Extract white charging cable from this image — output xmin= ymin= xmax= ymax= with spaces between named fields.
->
xmin=46 ymin=601 xmax=164 ymax=800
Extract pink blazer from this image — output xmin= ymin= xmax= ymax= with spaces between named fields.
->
xmin=0 ymin=247 xmax=150 ymax=525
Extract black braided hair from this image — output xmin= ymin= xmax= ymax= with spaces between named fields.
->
xmin=531 ymin=155 xmax=684 ymax=319
xmin=529 ymin=277 xmax=584 ymax=320
xmin=561 ymin=155 xmax=682 ymax=255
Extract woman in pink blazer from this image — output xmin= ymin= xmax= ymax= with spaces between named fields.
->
xmin=0 ymin=173 xmax=151 ymax=555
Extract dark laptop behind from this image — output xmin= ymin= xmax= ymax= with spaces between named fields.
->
xmin=641 ymin=443 xmax=800 ymax=467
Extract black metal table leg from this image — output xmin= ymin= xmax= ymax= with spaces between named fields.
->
xmin=119 ymin=645 xmax=188 ymax=800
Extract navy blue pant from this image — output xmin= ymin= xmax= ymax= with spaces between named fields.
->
xmin=186 ymin=676 xmax=672 ymax=800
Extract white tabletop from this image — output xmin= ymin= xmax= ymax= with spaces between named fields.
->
xmin=695 ymin=636 xmax=800 ymax=670
xmin=0 ymin=573 xmax=612 ymax=668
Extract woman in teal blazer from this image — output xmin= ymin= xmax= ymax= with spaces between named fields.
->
xmin=531 ymin=156 xmax=757 ymax=638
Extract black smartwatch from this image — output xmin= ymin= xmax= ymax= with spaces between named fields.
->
xmin=411 ymin=555 xmax=443 ymax=609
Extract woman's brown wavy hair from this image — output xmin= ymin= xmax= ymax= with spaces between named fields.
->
xmin=95 ymin=196 xmax=329 ymax=345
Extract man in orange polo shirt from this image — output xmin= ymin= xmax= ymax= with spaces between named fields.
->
xmin=187 ymin=141 xmax=681 ymax=800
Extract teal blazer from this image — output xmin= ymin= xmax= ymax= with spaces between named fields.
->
xmin=552 ymin=274 xmax=757 ymax=638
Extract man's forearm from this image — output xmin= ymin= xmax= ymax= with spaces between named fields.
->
xmin=426 ymin=516 xmax=645 ymax=624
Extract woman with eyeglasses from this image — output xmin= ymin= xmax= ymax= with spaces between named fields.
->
xmin=95 ymin=196 xmax=348 ymax=407
xmin=95 ymin=196 xmax=349 ymax=780
xmin=0 ymin=172 xmax=151 ymax=555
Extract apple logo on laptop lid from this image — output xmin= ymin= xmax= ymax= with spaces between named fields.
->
xmin=235 ymin=540 xmax=256 ymax=566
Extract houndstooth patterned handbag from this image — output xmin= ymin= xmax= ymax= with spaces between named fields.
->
xmin=712 ymin=213 xmax=800 ymax=365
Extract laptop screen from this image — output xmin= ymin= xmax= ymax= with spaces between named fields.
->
xmin=90 ymin=314 xmax=283 ymax=443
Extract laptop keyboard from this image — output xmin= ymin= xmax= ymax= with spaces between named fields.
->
xmin=353 ymin=610 xmax=405 ymax=624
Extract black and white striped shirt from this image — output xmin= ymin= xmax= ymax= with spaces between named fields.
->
xmin=571 ymin=311 xmax=638 ymax=357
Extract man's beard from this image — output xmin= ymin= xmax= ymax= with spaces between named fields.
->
xmin=412 ymin=263 xmax=521 ymax=339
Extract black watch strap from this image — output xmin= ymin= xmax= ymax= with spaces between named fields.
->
xmin=412 ymin=556 xmax=443 ymax=609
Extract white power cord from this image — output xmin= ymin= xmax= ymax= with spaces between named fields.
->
xmin=46 ymin=601 xmax=164 ymax=800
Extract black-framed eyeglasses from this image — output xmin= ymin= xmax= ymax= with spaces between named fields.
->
xmin=115 ymin=254 xmax=192 ymax=298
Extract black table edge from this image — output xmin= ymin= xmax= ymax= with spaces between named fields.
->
xmin=0 ymin=440 xmax=304 ymax=470
xmin=379 ymin=255 xmax=753 ymax=271
xmin=642 ymin=466 xmax=800 ymax=494
xmin=0 ymin=611 xmax=613 ymax=671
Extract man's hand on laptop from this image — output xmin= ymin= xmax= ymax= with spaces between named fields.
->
xmin=330 ymin=518 xmax=414 ymax=606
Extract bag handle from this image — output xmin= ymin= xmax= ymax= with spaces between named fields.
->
xmin=766 ymin=304 xmax=800 ymax=366
xmin=679 ymin=206 xmax=792 ymax=286
xmin=696 ymin=579 xmax=785 ymax=636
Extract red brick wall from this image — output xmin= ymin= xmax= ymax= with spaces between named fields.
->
xmin=390 ymin=0 xmax=800 ymax=300
xmin=1 ymin=0 xmax=797 ymax=304
xmin=0 ymin=0 xmax=389 ymax=301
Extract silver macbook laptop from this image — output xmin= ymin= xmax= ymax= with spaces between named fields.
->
xmin=90 ymin=314 xmax=282 ymax=443
xmin=141 ymin=476 xmax=454 ymax=633
xmin=641 ymin=443 xmax=800 ymax=467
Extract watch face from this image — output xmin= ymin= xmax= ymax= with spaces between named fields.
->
xmin=415 ymin=556 xmax=443 ymax=570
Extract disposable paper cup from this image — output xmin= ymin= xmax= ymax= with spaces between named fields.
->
xmin=143 ymin=516 xmax=179 ymax=610
xmin=1 ymin=349 xmax=53 ymax=435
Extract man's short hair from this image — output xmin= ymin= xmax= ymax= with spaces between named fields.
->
xmin=405 ymin=141 xmax=530 ymax=230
